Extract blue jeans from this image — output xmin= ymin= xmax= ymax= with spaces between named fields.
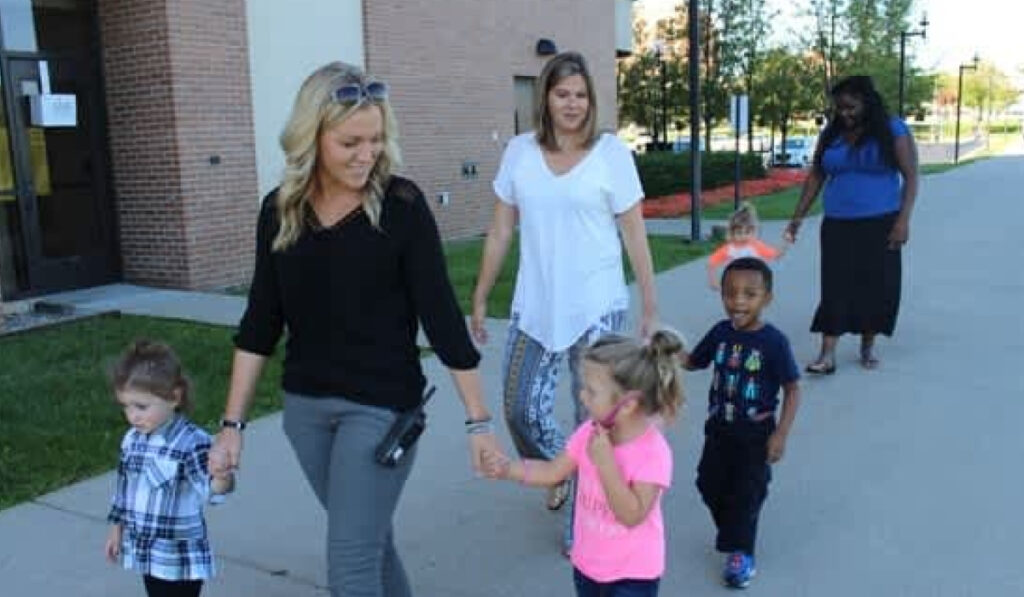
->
xmin=573 ymin=568 xmax=660 ymax=596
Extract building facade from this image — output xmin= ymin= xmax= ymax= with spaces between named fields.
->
xmin=0 ymin=0 xmax=632 ymax=300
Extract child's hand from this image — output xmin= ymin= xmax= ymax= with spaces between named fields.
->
xmin=480 ymin=448 xmax=511 ymax=480
xmin=104 ymin=524 xmax=122 ymax=563
xmin=210 ymin=469 xmax=236 ymax=495
xmin=766 ymin=431 xmax=787 ymax=464
xmin=587 ymin=424 xmax=615 ymax=466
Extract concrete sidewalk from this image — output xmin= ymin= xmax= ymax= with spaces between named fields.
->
xmin=2 ymin=144 xmax=1022 ymax=596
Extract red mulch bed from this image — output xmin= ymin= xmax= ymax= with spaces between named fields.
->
xmin=642 ymin=168 xmax=808 ymax=218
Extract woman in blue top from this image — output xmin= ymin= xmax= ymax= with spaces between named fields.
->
xmin=784 ymin=76 xmax=919 ymax=373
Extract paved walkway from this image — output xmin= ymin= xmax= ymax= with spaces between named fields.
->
xmin=2 ymin=142 xmax=1022 ymax=595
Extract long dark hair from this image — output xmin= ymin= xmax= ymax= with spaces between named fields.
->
xmin=813 ymin=75 xmax=897 ymax=173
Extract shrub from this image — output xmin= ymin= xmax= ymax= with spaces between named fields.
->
xmin=987 ymin=121 xmax=1022 ymax=135
xmin=636 ymin=151 xmax=766 ymax=198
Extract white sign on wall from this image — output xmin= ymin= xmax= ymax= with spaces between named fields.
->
xmin=28 ymin=61 xmax=76 ymax=127
xmin=30 ymin=94 xmax=77 ymax=127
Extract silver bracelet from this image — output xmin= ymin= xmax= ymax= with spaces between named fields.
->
xmin=465 ymin=420 xmax=494 ymax=435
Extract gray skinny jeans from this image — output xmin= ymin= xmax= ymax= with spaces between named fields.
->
xmin=283 ymin=392 xmax=416 ymax=597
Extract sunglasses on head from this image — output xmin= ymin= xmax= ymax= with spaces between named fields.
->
xmin=333 ymin=81 xmax=388 ymax=104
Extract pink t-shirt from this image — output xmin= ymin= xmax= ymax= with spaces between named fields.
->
xmin=565 ymin=422 xmax=673 ymax=582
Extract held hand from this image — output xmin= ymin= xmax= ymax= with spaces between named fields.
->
xmin=783 ymin=219 xmax=801 ymax=244
xmin=468 ymin=432 xmax=500 ymax=476
xmin=587 ymin=424 xmax=614 ymax=466
xmin=480 ymin=448 xmax=511 ymax=480
xmin=210 ymin=428 xmax=243 ymax=477
xmin=887 ymin=219 xmax=909 ymax=249
xmin=766 ymin=431 xmax=787 ymax=464
xmin=104 ymin=525 xmax=122 ymax=563
xmin=470 ymin=299 xmax=488 ymax=345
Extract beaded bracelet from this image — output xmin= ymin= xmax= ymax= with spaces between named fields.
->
xmin=465 ymin=418 xmax=494 ymax=435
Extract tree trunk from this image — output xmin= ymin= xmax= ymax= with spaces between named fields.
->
xmin=746 ymin=73 xmax=755 ymax=152
xmin=780 ymin=116 xmax=789 ymax=165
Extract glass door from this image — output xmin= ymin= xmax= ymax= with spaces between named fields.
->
xmin=0 ymin=68 xmax=25 ymax=295
xmin=4 ymin=54 xmax=117 ymax=295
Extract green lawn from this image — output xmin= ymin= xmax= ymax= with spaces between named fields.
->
xmin=1 ymin=232 xmax=712 ymax=510
xmin=0 ymin=315 xmax=284 ymax=510
xmin=700 ymin=185 xmax=816 ymax=221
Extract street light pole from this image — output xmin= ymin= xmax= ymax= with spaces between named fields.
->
xmin=688 ymin=0 xmax=701 ymax=242
xmin=660 ymin=57 xmax=668 ymax=150
xmin=954 ymin=54 xmax=979 ymax=164
xmin=898 ymin=14 xmax=928 ymax=119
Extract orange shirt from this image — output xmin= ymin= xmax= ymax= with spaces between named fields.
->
xmin=707 ymin=239 xmax=781 ymax=268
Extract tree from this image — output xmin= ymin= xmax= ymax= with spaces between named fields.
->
xmin=755 ymin=47 xmax=819 ymax=159
xmin=697 ymin=0 xmax=744 ymax=150
xmin=960 ymin=61 xmax=1021 ymax=123
xmin=804 ymin=0 xmax=847 ymax=106
xmin=617 ymin=14 xmax=689 ymax=143
xmin=733 ymin=0 xmax=775 ymax=150
xmin=839 ymin=0 xmax=916 ymax=110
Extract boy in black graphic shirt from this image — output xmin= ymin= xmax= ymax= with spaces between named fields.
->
xmin=681 ymin=257 xmax=801 ymax=589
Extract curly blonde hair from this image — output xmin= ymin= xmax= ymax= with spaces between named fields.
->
xmin=272 ymin=62 xmax=402 ymax=251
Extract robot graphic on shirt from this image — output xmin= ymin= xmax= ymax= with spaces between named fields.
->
xmin=727 ymin=344 xmax=743 ymax=369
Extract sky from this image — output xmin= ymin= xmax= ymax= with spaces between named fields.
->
xmin=635 ymin=0 xmax=1022 ymax=76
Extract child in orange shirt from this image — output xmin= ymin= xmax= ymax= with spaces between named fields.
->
xmin=707 ymin=202 xmax=786 ymax=290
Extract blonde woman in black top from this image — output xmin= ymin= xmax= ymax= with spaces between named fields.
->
xmin=210 ymin=62 xmax=498 ymax=597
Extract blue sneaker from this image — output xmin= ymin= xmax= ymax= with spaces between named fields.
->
xmin=723 ymin=552 xmax=756 ymax=589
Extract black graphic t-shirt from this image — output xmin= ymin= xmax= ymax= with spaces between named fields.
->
xmin=689 ymin=320 xmax=800 ymax=420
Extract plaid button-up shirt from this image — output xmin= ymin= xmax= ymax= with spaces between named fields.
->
xmin=108 ymin=415 xmax=222 ymax=581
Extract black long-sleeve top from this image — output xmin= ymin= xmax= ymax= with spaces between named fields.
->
xmin=234 ymin=176 xmax=480 ymax=412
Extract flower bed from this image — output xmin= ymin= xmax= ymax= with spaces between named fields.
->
xmin=642 ymin=168 xmax=808 ymax=218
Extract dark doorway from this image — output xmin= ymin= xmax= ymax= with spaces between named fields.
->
xmin=0 ymin=1 xmax=117 ymax=298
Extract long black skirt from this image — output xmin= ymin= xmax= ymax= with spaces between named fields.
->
xmin=811 ymin=212 xmax=901 ymax=336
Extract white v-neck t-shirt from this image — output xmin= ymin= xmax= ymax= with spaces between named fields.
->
xmin=493 ymin=132 xmax=644 ymax=351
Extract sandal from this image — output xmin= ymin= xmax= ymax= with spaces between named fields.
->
xmin=805 ymin=357 xmax=836 ymax=375
xmin=546 ymin=480 xmax=570 ymax=511
xmin=859 ymin=346 xmax=879 ymax=370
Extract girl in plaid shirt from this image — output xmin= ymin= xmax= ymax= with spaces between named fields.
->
xmin=104 ymin=341 xmax=234 ymax=597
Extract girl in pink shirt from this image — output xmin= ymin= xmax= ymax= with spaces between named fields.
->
xmin=484 ymin=330 xmax=685 ymax=596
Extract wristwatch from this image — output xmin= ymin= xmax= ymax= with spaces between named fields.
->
xmin=220 ymin=418 xmax=247 ymax=431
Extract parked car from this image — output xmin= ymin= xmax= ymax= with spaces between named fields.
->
xmin=774 ymin=136 xmax=815 ymax=167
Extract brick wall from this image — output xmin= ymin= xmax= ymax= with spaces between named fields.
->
xmin=364 ymin=0 xmax=617 ymax=240
xmin=98 ymin=0 xmax=257 ymax=290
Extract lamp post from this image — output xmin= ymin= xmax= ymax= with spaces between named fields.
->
xmin=688 ymin=0 xmax=701 ymax=241
xmin=653 ymin=40 xmax=668 ymax=149
xmin=898 ymin=14 xmax=929 ymax=119
xmin=954 ymin=54 xmax=979 ymax=164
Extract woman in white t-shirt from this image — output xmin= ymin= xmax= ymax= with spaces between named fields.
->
xmin=471 ymin=52 xmax=658 ymax=550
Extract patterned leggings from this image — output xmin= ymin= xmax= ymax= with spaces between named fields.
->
xmin=501 ymin=310 xmax=627 ymax=546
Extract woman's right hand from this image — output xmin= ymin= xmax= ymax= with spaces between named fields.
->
xmin=470 ymin=298 xmax=488 ymax=345
xmin=783 ymin=219 xmax=802 ymax=244
xmin=210 ymin=428 xmax=243 ymax=477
